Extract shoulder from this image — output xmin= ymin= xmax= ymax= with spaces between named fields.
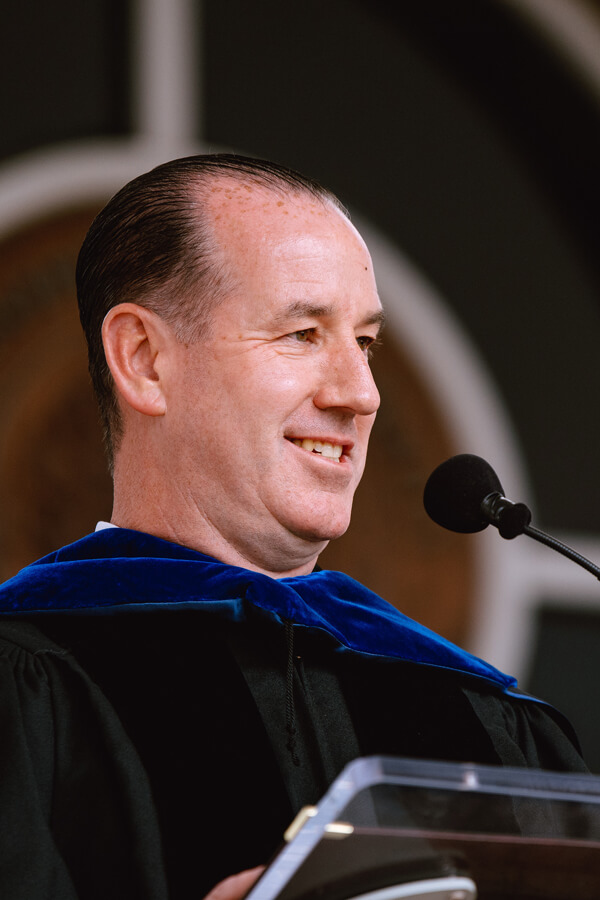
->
xmin=0 ymin=616 xmax=105 ymax=714
xmin=0 ymin=617 xmax=71 ymax=661
xmin=0 ymin=618 xmax=92 ymax=730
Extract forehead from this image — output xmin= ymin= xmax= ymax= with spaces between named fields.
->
xmin=203 ymin=173 xmax=332 ymax=219
xmin=203 ymin=177 xmax=376 ymax=294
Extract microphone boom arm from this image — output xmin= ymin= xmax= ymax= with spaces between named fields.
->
xmin=523 ymin=524 xmax=600 ymax=582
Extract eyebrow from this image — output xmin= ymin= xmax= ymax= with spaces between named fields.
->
xmin=272 ymin=301 xmax=386 ymax=331
xmin=363 ymin=309 xmax=386 ymax=330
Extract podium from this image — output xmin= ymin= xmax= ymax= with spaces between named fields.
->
xmin=245 ymin=756 xmax=600 ymax=900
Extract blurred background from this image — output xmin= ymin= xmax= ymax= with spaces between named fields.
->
xmin=2 ymin=0 xmax=600 ymax=766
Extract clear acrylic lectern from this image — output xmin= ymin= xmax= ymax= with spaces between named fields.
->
xmin=245 ymin=756 xmax=600 ymax=900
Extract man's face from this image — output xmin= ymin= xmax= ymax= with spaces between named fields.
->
xmin=165 ymin=183 xmax=383 ymax=574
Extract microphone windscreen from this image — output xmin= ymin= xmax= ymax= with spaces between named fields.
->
xmin=423 ymin=454 xmax=504 ymax=533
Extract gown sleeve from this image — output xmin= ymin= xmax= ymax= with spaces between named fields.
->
xmin=0 ymin=621 xmax=168 ymax=900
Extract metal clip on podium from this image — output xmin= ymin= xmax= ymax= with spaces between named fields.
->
xmin=245 ymin=756 xmax=600 ymax=900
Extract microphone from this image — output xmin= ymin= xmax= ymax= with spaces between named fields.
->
xmin=424 ymin=454 xmax=600 ymax=580
xmin=423 ymin=454 xmax=531 ymax=539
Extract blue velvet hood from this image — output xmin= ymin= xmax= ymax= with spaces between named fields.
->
xmin=0 ymin=527 xmax=518 ymax=692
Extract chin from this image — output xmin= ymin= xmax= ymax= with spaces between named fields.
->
xmin=289 ymin=508 xmax=352 ymax=544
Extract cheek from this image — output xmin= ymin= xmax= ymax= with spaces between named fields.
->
xmin=357 ymin=412 xmax=377 ymax=444
xmin=227 ymin=362 xmax=310 ymax=418
xmin=352 ymin=414 xmax=377 ymax=478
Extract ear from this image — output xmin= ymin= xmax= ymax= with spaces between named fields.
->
xmin=102 ymin=303 xmax=170 ymax=417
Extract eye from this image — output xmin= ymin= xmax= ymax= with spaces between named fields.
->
xmin=356 ymin=335 xmax=378 ymax=353
xmin=289 ymin=329 xmax=315 ymax=342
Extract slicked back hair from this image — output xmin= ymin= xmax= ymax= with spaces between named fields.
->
xmin=75 ymin=154 xmax=349 ymax=470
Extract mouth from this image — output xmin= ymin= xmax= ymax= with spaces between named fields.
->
xmin=287 ymin=437 xmax=347 ymax=462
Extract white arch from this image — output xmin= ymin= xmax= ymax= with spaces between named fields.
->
xmin=0 ymin=139 xmax=197 ymax=238
xmin=503 ymin=0 xmax=600 ymax=103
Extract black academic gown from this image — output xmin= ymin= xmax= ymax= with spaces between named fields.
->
xmin=0 ymin=529 xmax=587 ymax=899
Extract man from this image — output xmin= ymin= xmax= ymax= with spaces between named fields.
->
xmin=0 ymin=155 xmax=586 ymax=900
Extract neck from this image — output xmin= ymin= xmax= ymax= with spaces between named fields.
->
xmin=111 ymin=491 xmax=323 ymax=581
xmin=111 ymin=440 xmax=326 ymax=578
xmin=111 ymin=511 xmax=323 ymax=578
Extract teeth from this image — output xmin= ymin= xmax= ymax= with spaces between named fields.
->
xmin=292 ymin=438 xmax=343 ymax=460
xmin=321 ymin=443 xmax=343 ymax=459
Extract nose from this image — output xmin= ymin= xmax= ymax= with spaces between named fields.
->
xmin=313 ymin=340 xmax=380 ymax=416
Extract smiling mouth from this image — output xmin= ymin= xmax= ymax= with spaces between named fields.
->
xmin=290 ymin=438 xmax=344 ymax=461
